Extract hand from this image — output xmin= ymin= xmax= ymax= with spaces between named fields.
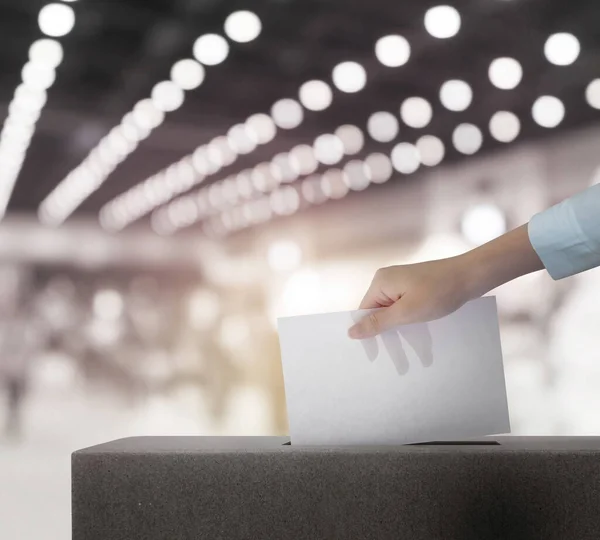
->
xmin=348 ymin=224 xmax=545 ymax=339
xmin=348 ymin=256 xmax=474 ymax=339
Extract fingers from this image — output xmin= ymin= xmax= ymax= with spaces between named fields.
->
xmin=348 ymin=301 xmax=411 ymax=339
xmin=358 ymin=282 xmax=380 ymax=310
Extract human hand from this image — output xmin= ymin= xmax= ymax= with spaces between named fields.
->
xmin=348 ymin=256 xmax=474 ymax=339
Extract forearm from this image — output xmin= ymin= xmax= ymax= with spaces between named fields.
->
xmin=459 ymin=224 xmax=544 ymax=299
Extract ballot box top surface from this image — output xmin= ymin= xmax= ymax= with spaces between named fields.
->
xmin=74 ymin=436 xmax=600 ymax=456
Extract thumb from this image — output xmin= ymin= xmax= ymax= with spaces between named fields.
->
xmin=348 ymin=302 xmax=409 ymax=339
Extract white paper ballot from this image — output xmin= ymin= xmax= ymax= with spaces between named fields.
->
xmin=278 ymin=296 xmax=510 ymax=446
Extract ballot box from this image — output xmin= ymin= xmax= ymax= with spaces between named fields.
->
xmin=72 ymin=436 xmax=600 ymax=540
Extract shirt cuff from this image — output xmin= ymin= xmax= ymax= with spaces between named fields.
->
xmin=528 ymin=202 xmax=596 ymax=280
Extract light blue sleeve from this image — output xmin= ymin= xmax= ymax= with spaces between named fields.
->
xmin=528 ymin=184 xmax=600 ymax=280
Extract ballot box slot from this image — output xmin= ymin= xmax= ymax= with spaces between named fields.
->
xmin=282 ymin=441 xmax=500 ymax=446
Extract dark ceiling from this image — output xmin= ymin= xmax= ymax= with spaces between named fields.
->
xmin=1 ymin=0 xmax=599 ymax=221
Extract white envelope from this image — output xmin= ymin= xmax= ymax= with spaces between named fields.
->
xmin=277 ymin=296 xmax=510 ymax=445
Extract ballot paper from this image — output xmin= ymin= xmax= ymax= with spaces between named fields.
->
xmin=278 ymin=296 xmax=510 ymax=446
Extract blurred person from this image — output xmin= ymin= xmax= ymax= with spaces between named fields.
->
xmin=349 ymin=184 xmax=600 ymax=338
xmin=0 ymin=294 xmax=45 ymax=440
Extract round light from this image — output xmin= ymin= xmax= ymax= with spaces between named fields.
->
xmin=208 ymin=136 xmax=236 ymax=166
xmin=440 ymin=80 xmax=472 ymax=111
xmin=461 ymin=204 xmax=507 ymax=246
xmin=367 ymin=111 xmax=399 ymax=142
xmin=424 ymin=5 xmax=461 ymax=39
xmin=271 ymin=153 xmax=297 ymax=183
xmin=13 ymin=85 xmax=47 ymax=112
xmin=544 ymin=33 xmax=580 ymax=66
xmin=245 ymin=113 xmax=276 ymax=144
xmin=364 ymin=153 xmax=393 ymax=184
xmin=38 ymin=3 xmax=75 ymax=37
xmin=321 ymin=169 xmax=349 ymax=199
xmin=132 ymin=99 xmax=164 ymax=129
xmin=28 ymin=39 xmax=63 ymax=68
xmin=301 ymin=176 xmax=328 ymax=204
xmin=268 ymin=240 xmax=303 ymax=272
xmin=488 ymin=57 xmax=523 ymax=90
xmin=151 ymin=81 xmax=184 ymax=112
xmin=375 ymin=35 xmax=411 ymax=67
xmin=270 ymin=186 xmax=300 ymax=216
xmin=585 ymin=79 xmax=600 ymax=110
xmin=335 ymin=124 xmax=364 ymax=155
xmin=93 ymin=290 xmax=124 ymax=321
xmin=400 ymin=97 xmax=433 ymax=128
xmin=21 ymin=62 xmax=56 ymax=91
xmin=227 ymin=124 xmax=256 ymax=154
xmin=271 ymin=98 xmax=304 ymax=129
xmin=489 ymin=111 xmax=520 ymax=143
xmin=299 ymin=80 xmax=333 ymax=111
xmin=313 ymin=134 xmax=344 ymax=165
xmin=332 ymin=61 xmax=367 ymax=93
xmin=289 ymin=145 xmax=318 ymax=175
xmin=343 ymin=160 xmax=370 ymax=191
xmin=391 ymin=143 xmax=420 ymax=174
xmin=170 ymin=59 xmax=205 ymax=90
xmin=416 ymin=135 xmax=445 ymax=166
xmin=453 ymin=123 xmax=483 ymax=155
xmin=224 ymin=10 xmax=262 ymax=43
xmin=252 ymin=166 xmax=273 ymax=194
xmin=532 ymin=96 xmax=565 ymax=128
xmin=193 ymin=34 xmax=229 ymax=66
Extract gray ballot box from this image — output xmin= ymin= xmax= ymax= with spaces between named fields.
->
xmin=72 ymin=436 xmax=600 ymax=540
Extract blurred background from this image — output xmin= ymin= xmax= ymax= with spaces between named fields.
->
xmin=0 ymin=0 xmax=600 ymax=537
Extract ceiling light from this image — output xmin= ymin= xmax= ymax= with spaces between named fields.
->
xmin=585 ymin=79 xmax=600 ymax=110
xmin=21 ymin=62 xmax=56 ymax=91
xmin=364 ymin=153 xmax=393 ymax=184
xmin=343 ymin=160 xmax=370 ymax=191
xmin=224 ymin=10 xmax=262 ymax=43
xmin=489 ymin=111 xmax=520 ymax=142
xmin=208 ymin=136 xmax=236 ymax=166
xmin=299 ymin=80 xmax=333 ymax=111
xmin=132 ymin=99 xmax=164 ymax=129
xmin=227 ymin=124 xmax=256 ymax=154
xmin=270 ymin=186 xmax=300 ymax=216
xmin=461 ymin=204 xmax=507 ymax=246
xmin=335 ymin=124 xmax=364 ymax=155
xmin=424 ymin=5 xmax=461 ymax=39
xmin=245 ymin=113 xmax=276 ymax=144
xmin=453 ymin=123 xmax=483 ymax=154
xmin=271 ymin=153 xmax=298 ymax=183
xmin=375 ymin=35 xmax=410 ymax=67
xmin=416 ymin=135 xmax=445 ymax=166
xmin=440 ymin=80 xmax=472 ymax=111
xmin=151 ymin=80 xmax=184 ymax=112
xmin=268 ymin=240 xmax=303 ymax=272
xmin=170 ymin=59 xmax=205 ymax=90
xmin=271 ymin=98 xmax=304 ymax=129
xmin=332 ymin=61 xmax=367 ymax=93
xmin=488 ymin=57 xmax=522 ymax=90
xmin=391 ymin=142 xmax=420 ymax=174
xmin=301 ymin=176 xmax=328 ymax=204
xmin=28 ymin=39 xmax=63 ymax=68
xmin=532 ymin=96 xmax=564 ymax=128
xmin=38 ymin=3 xmax=75 ymax=37
xmin=313 ymin=134 xmax=344 ymax=165
xmin=400 ymin=97 xmax=433 ymax=128
xmin=289 ymin=144 xmax=318 ymax=175
xmin=367 ymin=111 xmax=399 ymax=142
xmin=544 ymin=33 xmax=580 ymax=66
xmin=193 ymin=34 xmax=229 ymax=66
xmin=321 ymin=169 xmax=349 ymax=199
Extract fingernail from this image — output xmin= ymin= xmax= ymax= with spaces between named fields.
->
xmin=348 ymin=325 xmax=362 ymax=339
